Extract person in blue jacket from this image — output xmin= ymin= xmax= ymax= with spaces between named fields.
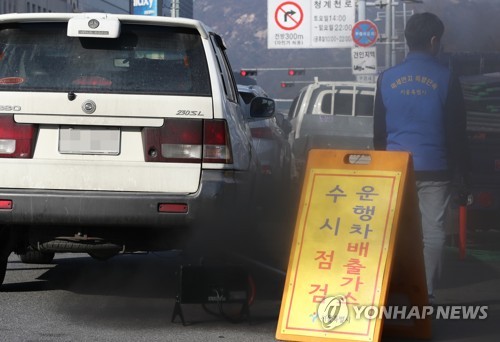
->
xmin=373 ymin=12 xmax=469 ymax=302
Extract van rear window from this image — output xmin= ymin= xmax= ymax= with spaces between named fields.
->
xmin=0 ymin=22 xmax=211 ymax=96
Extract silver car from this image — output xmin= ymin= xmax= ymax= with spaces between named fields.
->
xmin=238 ymin=84 xmax=293 ymax=191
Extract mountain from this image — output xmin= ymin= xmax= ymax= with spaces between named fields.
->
xmin=193 ymin=0 xmax=500 ymax=98
xmin=194 ymin=0 xmax=349 ymax=68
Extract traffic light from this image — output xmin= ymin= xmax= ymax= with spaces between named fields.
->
xmin=240 ymin=69 xmax=257 ymax=77
xmin=280 ymin=81 xmax=294 ymax=88
xmin=288 ymin=68 xmax=305 ymax=76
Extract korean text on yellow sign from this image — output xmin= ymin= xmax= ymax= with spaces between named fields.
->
xmin=280 ymin=168 xmax=401 ymax=341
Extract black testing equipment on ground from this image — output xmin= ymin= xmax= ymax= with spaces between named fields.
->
xmin=171 ymin=264 xmax=253 ymax=325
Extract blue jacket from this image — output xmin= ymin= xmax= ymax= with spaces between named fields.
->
xmin=373 ymin=52 xmax=468 ymax=181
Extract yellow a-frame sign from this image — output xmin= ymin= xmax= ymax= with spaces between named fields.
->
xmin=276 ymin=150 xmax=431 ymax=342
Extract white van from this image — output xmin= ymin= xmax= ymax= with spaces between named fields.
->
xmin=0 ymin=13 xmax=273 ymax=285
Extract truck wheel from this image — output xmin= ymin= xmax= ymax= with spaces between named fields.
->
xmin=19 ymin=247 xmax=55 ymax=264
xmin=0 ymin=257 xmax=7 ymax=287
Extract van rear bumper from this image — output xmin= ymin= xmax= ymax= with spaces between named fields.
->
xmin=0 ymin=170 xmax=253 ymax=229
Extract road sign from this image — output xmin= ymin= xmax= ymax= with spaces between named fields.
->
xmin=352 ymin=20 xmax=379 ymax=48
xmin=356 ymin=74 xmax=376 ymax=83
xmin=276 ymin=150 xmax=431 ymax=342
xmin=268 ymin=0 xmax=355 ymax=49
xmin=275 ymin=1 xmax=304 ymax=31
xmin=352 ymin=47 xmax=378 ymax=75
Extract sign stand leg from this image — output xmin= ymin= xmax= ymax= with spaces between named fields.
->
xmin=171 ymin=296 xmax=187 ymax=326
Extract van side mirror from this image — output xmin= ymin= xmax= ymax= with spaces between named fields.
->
xmin=249 ymin=97 xmax=275 ymax=118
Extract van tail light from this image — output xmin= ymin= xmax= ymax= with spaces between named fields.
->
xmin=143 ymin=119 xmax=232 ymax=164
xmin=0 ymin=115 xmax=37 ymax=158
xmin=203 ymin=120 xmax=232 ymax=163
xmin=250 ymin=127 xmax=274 ymax=139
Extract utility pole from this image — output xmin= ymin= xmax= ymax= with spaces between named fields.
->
xmin=385 ymin=0 xmax=393 ymax=69
xmin=365 ymin=0 xmax=394 ymax=68
xmin=391 ymin=2 xmax=397 ymax=67
xmin=358 ymin=0 xmax=366 ymax=20
xmin=366 ymin=0 xmax=422 ymax=68
xmin=171 ymin=0 xmax=179 ymax=17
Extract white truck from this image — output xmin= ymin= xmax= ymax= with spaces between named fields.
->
xmin=287 ymin=79 xmax=376 ymax=176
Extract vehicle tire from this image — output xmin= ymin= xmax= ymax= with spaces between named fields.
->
xmin=0 ymin=257 xmax=7 ymax=287
xmin=88 ymin=251 xmax=119 ymax=261
xmin=19 ymin=247 xmax=55 ymax=264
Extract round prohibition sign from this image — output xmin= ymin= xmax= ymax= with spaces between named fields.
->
xmin=352 ymin=20 xmax=379 ymax=47
xmin=275 ymin=1 xmax=304 ymax=31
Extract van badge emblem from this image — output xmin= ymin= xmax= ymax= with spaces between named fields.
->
xmin=82 ymin=100 xmax=96 ymax=114
xmin=88 ymin=19 xmax=100 ymax=29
